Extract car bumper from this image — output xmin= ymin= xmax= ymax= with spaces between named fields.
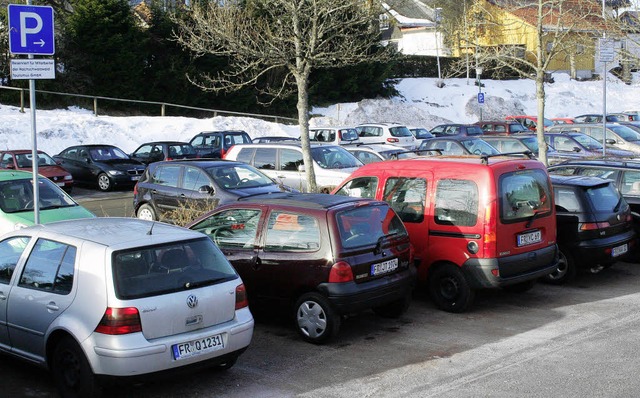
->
xmin=111 ymin=174 xmax=142 ymax=187
xmin=462 ymin=244 xmax=559 ymax=289
xmin=317 ymin=267 xmax=416 ymax=315
xmin=83 ymin=308 xmax=254 ymax=377
xmin=570 ymin=230 xmax=636 ymax=267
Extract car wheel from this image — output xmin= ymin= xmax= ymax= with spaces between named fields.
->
xmin=51 ymin=336 xmax=101 ymax=398
xmin=137 ymin=204 xmax=157 ymax=221
xmin=97 ymin=173 xmax=112 ymax=192
xmin=373 ymin=293 xmax=411 ymax=318
xmin=543 ymin=247 xmax=576 ymax=285
xmin=428 ymin=264 xmax=475 ymax=313
xmin=216 ymin=355 xmax=239 ymax=371
xmin=294 ymin=292 xmax=340 ymax=344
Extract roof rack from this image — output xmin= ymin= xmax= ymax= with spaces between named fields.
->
xmin=479 ymin=150 xmax=535 ymax=165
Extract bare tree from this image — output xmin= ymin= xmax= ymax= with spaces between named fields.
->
xmin=472 ymin=0 xmax=604 ymax=165
xmin=173 ymin=0 xmax=388 ymax=192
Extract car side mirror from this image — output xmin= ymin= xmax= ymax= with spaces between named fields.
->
xmin=573 ymin=147 xmax=581 ymax=152
xmin=606 ymin=138 xmax=616 ymax=145
xmin=198 ymin=185 xmax=214 ymax=195
xmin=82 ymin=156 xmax=91 ymax=163
xmin=297 ymin=164 xmax=305 ymax=172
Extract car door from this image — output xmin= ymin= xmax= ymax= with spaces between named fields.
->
xmin=56 ymin=148 xmax=87 ymax=183
xmin=0 ymin=236 xmax=31 ymax=351
xmin=183 ymin=165 xmax=220 ymax=209
xmin=6 ymin=238 xmax=77 ymax=362
xmin=277 ymin=148 xmax=304 ymax=191
xmin=149 ymin=164 xmax=184 ymax=216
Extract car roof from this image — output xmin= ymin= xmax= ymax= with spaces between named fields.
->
xmin=150 ymin=159 xmax=246 ymax=167
xmin=238 ymin=192 xmax=375 ymax=209
xmin=0 ymin=170 xmax=33 ymax=181
xmin=21 ymin=217 xmax=205 ymax=248
xmin=550 ymin=174 xmax=613 ymax=188
xmin=356 ymin=155 xmax=541 ymax=169
xmin=234 ymin=142 xmax=340 ymax=149
xmin=137 ymin=141 xmax=191 ymax=146
xmin=196 ymin=130 xmax=248 ymax=135
xmin=549 ymin=159 xmax=640 ymax=169
xmin=0 ymin=149 xmax=46 ymax=154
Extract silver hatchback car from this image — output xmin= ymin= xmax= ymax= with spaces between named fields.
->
xmin=0 ymin=218 xmax=254 ymax=397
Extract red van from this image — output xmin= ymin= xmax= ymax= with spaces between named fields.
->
xmin=332 ymin=155 xmax=559 ymax=312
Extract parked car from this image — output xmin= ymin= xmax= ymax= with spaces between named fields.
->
xmin=189 ymin=130 xmax=252 ymax=159
xmin=429 ymin=124 xmax=483 ymax=137
xmin=0 ymin=218 xmax=253 ymax=396
xmin=408 ymin=126 xmax=435 ymax=140
xmin=252 ymin=136 xmax=299 ymax=143
xmin=573 ymin=114 xmax=622 ymax=123
xmin=546 ymin=175 xmax=635 ymax=284
xmin=54 ymin=145 xmax=146 ymax=192
xmin=130 ymin=141 xmax=198 ymax=164
xmin=355 ymin=123 xmax=417 ymax=150
xmin=418 ymin=136 xmax=500 ymax=156
xmin=0 ymin=170 xmax=94 ymax=235
xmin=475 ymin=120 xmax=529 ymax=135
xmin=133 ymin=159 xmax=293 ymax=222
xmin=549 ymin=123 xmax=640 ymax=154
xmin=0 ymin=149 xmax=73 ymax=193
xmin=332 ymin=155 xmax=559 ymax=313
xmin=308 ymin=127 xmax=360 ymax=145
xmin=551 ymin=117 xmax=575 ymax=125
xmin=187 ymin=192 xmax=414 ymax=343
xmin=344 ymin=143 xmax=416 ymax=164
xmin=505 ymin=115 xmax=554 ymax=131
xmin=224 ymin=142 xmax=362 ymax=193
xmin=544 ymin=132 xmax=636 ymax=158
xmin=608 ymin=113 xmax=637 ymax=122
xmin=481 ymin=134 xmax=583 ymax=164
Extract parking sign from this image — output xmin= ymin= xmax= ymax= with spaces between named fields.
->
xmin=8 ymin=4 xmax=55 ymax=55
xmin=478 ymin=92 xmax=485 ymax=105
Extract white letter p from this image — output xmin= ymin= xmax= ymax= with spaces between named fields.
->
xmin=20 ymin=12 xmax=43 ymax=47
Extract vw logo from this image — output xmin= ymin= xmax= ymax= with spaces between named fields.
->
xmin=186 ymin=295 xmax=198 ymax=308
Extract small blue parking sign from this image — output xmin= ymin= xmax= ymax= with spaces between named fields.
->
xmin=477 ymin=92 xmax=485 ymax=105
xmin=8 ymin=4 xmax=55 ymax=55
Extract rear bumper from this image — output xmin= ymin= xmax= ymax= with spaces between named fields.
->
xmin=317 ymin=267 xmax=416 ymax=314
xmin=570 ymin=230 xmax=636 ymax=267
xmin=462 ymin=244 xmax=559 ymax=289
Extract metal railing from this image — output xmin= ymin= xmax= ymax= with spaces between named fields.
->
xmin=0 ymin=85 xmax=298 ymax=124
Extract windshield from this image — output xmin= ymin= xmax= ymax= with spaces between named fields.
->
xmin=461 ymin=138 xmax=500 ymax=155
xmin=542 ymin=118 xmax=554 ymax=127
xmin=571 ymin=134 xmax=603 ymax=150
xmin=389 ymin=126 xmax=413 ymax=137
xmin=89 ymin=146 xmax=130 ymax=161
xmin=15 ymin=152 xmax=57 ymax=167
xmin=337 ymin=204 xmax=408 ymax=249
xmin=411 ymin=128 xmax=433 ymax=139
xmin=311 ymin=146 xmax=362 ymax=169
xmin=510 ymin=124 xmax=529 ymax=133
xmin=0 ymin=177 xmax=77 ymax=213
xmin=518 ymin=137 xmax=539 ymax=153
xmin=609 ymin=125 xmax=640 ymax=141
xmin=206 ymin=164 xmax=276 ymax=188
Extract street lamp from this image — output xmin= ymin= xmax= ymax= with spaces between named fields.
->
xmin=435 ymin=7 xmax=444 ymax=88
xmin=476 ymin=66 xmax=483 ymax=121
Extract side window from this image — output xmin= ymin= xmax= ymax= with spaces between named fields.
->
xmin=622 ymin=171 xmax=640 ymax=195
xmin=280 ymin=148 xmax=303 ymax=171
xmin=435 ymin=179 xmax=478 ymax=226
xmin=191 ymin=208 xmax=261 ymax=248
xmin=495 ymin=125 xmax=507 ymax=133
xmin=235 ymin=147 xmax=255 ymax=164
xmin=578 ymin=167 xmax=619 ymax=181
xmin=554 ymin=187 xmax=581 ymax=212
xmin=383 ymin=177 xmax=426 ymax=223
xmin=554 ymin=137 xmax=575 ymax=151
xmin=0 ymin=236 xmax=30 ymax=284
xmin=355 ymin=151 xmax=380 ymax=164
xmin=0 ymin=154 xmax=13 ymax=168
xmin=183 ymin=167 xmax=211 ymax=191
xmin=134 ymin=144 xmax=153 ymax=158
xmin=19 ymin=239 xmax=77 ymax=294
xmin=374 ymin=127 xmax=383 ymax=137
xmin=152 ymin=165 xmax=181 ymax=187
xmin=265 ymin=212 xmax=320 ymax=251
xmin=548 ymin=167 xmax=578 ymax=176
xmin=588 ymin=127 xmax=604 ymax=141
xmin=254 ymin=148 xmax=277 ymax=170
xmin=190 ymin=136 xmax=204 ymax=147
xmin=334 ymin=177 xmax=378 ymax=199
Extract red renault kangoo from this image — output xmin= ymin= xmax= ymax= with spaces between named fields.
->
xmin=332 ymin=154 xmax=559 ymax=312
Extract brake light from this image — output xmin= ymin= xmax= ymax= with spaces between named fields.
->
xmin=328 ymin=261 xmax=354 ymax=283
xmin=483 ymin=200 xmax=497 ymax=258
xmin=579 ymin=222 xmax=610 ymax=231
xmin=386 ymin=138 xmax=400 ymax=143
xmin=95 ymin=307 xmax=142 ymax=335
xmin=166 ymin=157 xmax=173 ymax=161
xmin=221 ymin=147 xmax=228 ymax=159
xmin=133 ymin=183 xmax=138 ymax=196
xmin=235 ymin=284 xmax=249 ymax=310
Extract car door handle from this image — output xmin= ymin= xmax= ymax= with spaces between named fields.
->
xmin=0 ymin=292 xmax=6 ymax=300
xmin=46 ymin=302 xmax=60 ymax=312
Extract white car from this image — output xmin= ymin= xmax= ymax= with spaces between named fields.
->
xmin=0 ymin=218 xmax=253 ymax=396
xmin=308 ymin=126 xmax=360 ymax=145
xmin=355 ymin=123 xmax=418 ymax=150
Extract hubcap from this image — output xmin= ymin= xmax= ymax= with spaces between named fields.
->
xmin=60 ymin=350 xmax=81 ymax=388
xmin=439 ymin=276 xmax=459 ymax=301
xmin=138 ymin=208 xmax=154 ymax=221
xmin=297 ymin=301 xmax=327 ymax=339
xmin=548 ymin=252 xmax=568 ymax=280
xmin=98 ymin=175 xmax=110 ymax=190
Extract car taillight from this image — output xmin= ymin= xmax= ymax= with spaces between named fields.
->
xmin=579 ymin=222 xmax=610 ymax=231
xmin=386 ymin=138 xmax=400 ymax=143
xmin=95 ymin=307 xmax=142 ymax=335
xmin=235 ymin=284 xmax=249 ymax=310
xmin=328 ymin=261 xmax=354 ymax=283
xmin=222 ymin=145 xmax=234 ymax=159
xmin=166 ymin=157 xmax=173 ymax=161
xmin=133 ymin=183 xmax=138 ymax=196
xmin=483 ymin=200 xmax=497 ymax=258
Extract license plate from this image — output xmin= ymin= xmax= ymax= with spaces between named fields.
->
xmin=56 ymin=182 xmax=65 ymax=187
xmin=131 ymin=176 xmax=140 ymax=181
xmin=371 ymin=258 xmax=398 ymax=276
xmin=612 ymin=243 xmax=628 ymax=257
xmin=517 ymin=230 xmax=542 ymax=247
xmin=172 ymin=333 xmax=225 ymax=360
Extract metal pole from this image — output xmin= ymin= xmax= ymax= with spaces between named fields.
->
xmin=464 ymin=0 xmax=470 ymax=85
xmin=435 ymin=8 xmax=443 ymax=87
xmin=26 ymin=0 xmax=40 ymax=224
xmin=602 ymin=0 xmax=607 ymax=157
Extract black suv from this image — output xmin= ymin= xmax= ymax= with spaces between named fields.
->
xmin=189 ymin=130 xmax=252 ymax=158
xmin=133 ymin=159 xmax=292 ymax=222
xmin=546 ymin=175 xmax=636 ymax=284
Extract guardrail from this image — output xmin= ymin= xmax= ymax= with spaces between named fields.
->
xmin=0 ymin=85 xmax=298 ymax=124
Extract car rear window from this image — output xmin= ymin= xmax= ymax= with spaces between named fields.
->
xmin=337 ymin=204 xmax=407 ymax=249
xmin=112 ymin=238 xmax=237 ymax=300
xmin=339 ymin=128 xmax=359 ymax=141
xmin=585 ymin=183 xmax=622 ymax=213
xmin=389 ymin=126 xmax=413 ymax=137
xmin=466 ymin=126 xmax=484 ymax=135
xmin=500 ymin=169 xmax=553 ymax=222
xmin=311 ymin=146 xmax=361 ymax=169
xmin=435 ymin=179 xmax=478 ymax=226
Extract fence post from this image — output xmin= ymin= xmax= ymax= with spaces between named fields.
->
xmin=93 ymin=98 xmax=98 ymax=116
xmin=161 ymin=103 xmax=165 ymax=117
xmin=20 ymin=89 xmax=25 ymax=113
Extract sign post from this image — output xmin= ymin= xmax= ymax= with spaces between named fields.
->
xmin=7 ymin=3 xmax=56 ymax=224
xmin=599 ymin=37 xmax=614 ymax=158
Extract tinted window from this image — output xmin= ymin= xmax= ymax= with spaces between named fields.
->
xmin=554 ymin=187 xmax=582 ymax=212
xmin=585 ymin=183 xmax=622 ymax=212
xmin=207 ymin=164 xmax=275 ymax=188
xmin=548 ymin=166 xmax=578 ymax=176
xmin=609 ymin=125 xmax=640 ymax=141
xmin=461 ymin=138 xmax=500 ymax=155
xmin=0 ymin=236 xmax=30 ymax=284
xmin=466 ymin=126 xmax=484 ymax=135
xmin=19 ymin=239 xmax=77 ymax=295
xmin=170 ymin=144 xmax=196 ymax=156
xmin=339 ymin=128 xmax=359 ymax=141
xmin=334 ymin=177 xmax=378 ymax=199
xmin=113 ymin=238 xmax=237 ymax=300
xmin=89 ymin=146 xmax=129 ymax=161
xmin=389 ymin=126 xmax=413 ymax=137
xmin=191 ymin=208 xmax=262 ymax=248
xmin=182 ymin=167 xmax=211 ymax=191
xmin=280 ymin=148 xmax=303 ymax=171
xmin=435 ymin=179 xmax=478 ymax=226
xmin=235 ymin=147 xmax=255 ymax=164
xmin=311 ymin=146 xmax=361 ymax=169
xmin=500 ymin=170 xmax=553 ymax=222
xmin=265 ymin=212 xmax=321 ymax=251
xmin=509 ymin=124 xmax=528 ymax=133
xmin=254 ymin=148 xmax=277 ymax=170
xmin=383 ymin=178 xmax=426 ymax=223
xmin=337 ymin=204 xmax=407 ymax=249
xmin=152 ymin=165 xmax=181 ymax=188
xmin=577 ymin=167 xmax=619 ymax=181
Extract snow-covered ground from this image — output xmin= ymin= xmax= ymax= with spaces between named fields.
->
xmin=1 ymin=72 xmax=640 ymax=155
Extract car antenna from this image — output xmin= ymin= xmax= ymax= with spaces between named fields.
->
xmin=147 ymin=221 xmax=156 ymax=235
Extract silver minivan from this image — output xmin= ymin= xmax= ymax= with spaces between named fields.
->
xmin=549 ymin=123 xmax=640 ymax=154
xmin=0 ymin=218 xmax=254 ymax=396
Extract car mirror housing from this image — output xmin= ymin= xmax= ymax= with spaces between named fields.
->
xmin=573 ymin=147 xmax=582 ymax=152
xmin=199 ymin=185 xmax=214 ymax=195
xmin=606 ymin=139 xmax=616 ymax=145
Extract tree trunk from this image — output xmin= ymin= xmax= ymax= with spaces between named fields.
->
xmin=295 ymin=75 xmax=318 ymax=193
xmin=536 ymin=70 xmax=547 ymax=166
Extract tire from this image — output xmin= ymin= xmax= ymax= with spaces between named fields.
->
xmin=502 ymin=279 xmax=537 ymax=293
xmin=543 ymin=247 xmax=576 ymax=285
xmin=136 ymin=203 xmax=157 ymax=221
xmin=97 ymin=173 xmax=112 ymax=192
xmin=428 ymin=264 xmax=475 ymax=313
xmin=51 ymin=336 xmax=101 ymax=398
xmin=294 ymin=292 xmax=340 ymax=344
xmin=373 ymin=293 xmax=411 ymax=318
xmin=216 ymin=355 xmax=239 ymax=371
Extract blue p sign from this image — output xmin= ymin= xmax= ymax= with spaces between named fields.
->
xmin=8 ymin=5 xmax=55 ymax=55
xmin=477 ymin=92 xmax=485 ymax=105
